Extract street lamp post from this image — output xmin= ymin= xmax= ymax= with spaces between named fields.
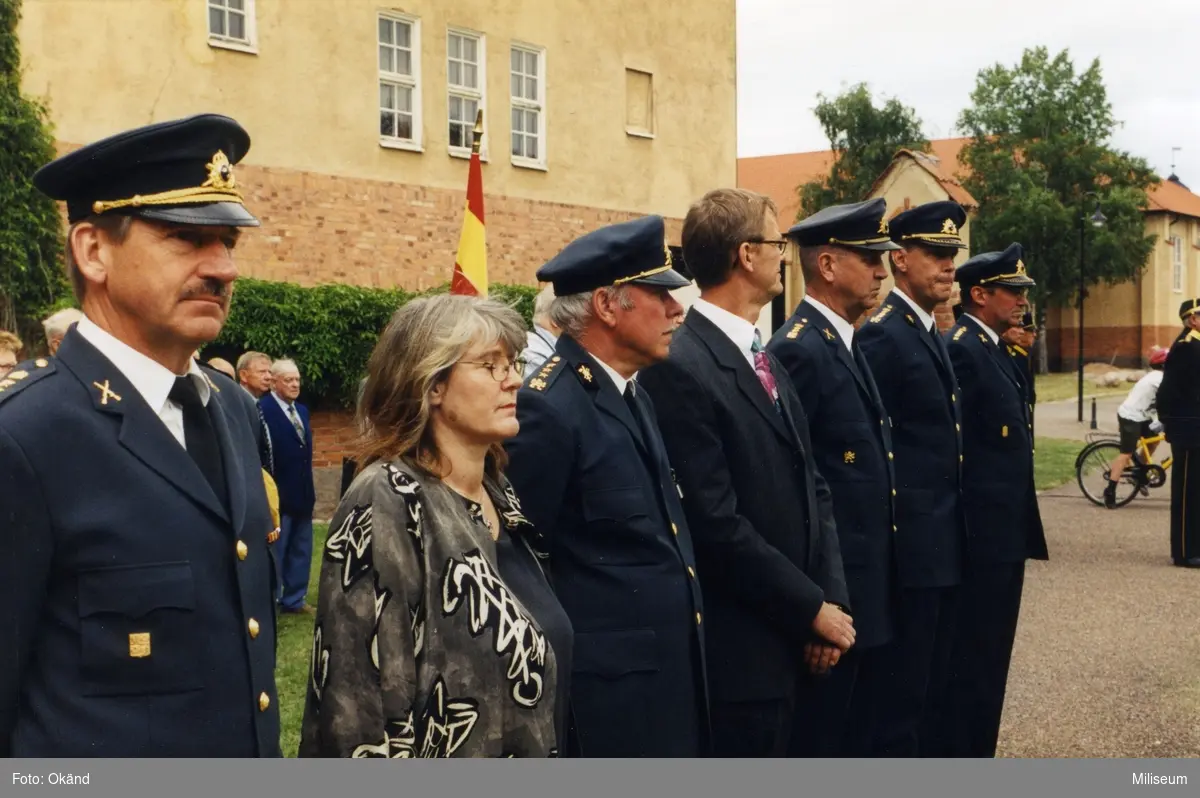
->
xmin=1077 ymin=192 xmax=1107 ymax=423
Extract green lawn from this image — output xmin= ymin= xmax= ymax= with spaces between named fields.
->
xmin=1034 ymin=372 xmax=1128 ymax=403
xmin=276 ymin=442 xmax=1079 ymax=755
xmin=276 ymin=522 xmax=327 ymax=758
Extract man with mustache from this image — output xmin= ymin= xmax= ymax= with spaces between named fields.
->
xmin=855 ymin=200 xmax=968 ymax=756
xmin=638 ymin=189 xmax=853 ymax=758
xmin=505 ymin=215 xmax=709 ymax=757
xmin=763 ymin=197 xmax=896 ymax=757
xmin=0 ymin=115 xmax=280 ymax=756
xmin=943 ymin=244 xmax=1048 ymax=757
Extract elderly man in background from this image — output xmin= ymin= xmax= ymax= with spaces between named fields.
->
xmin=258 ymin=358 xmax=315 ymax=614
xmin=238 ymin=350 xmax=275 ymax=474
xmin=0 ymin=331 xmax=22 ymax=379
xmin=206 ymin=357 xmax=237 ymax=381
xmin=41 ymin=307 xmax=83 ymax=355
xmin=522 ymin=284 xmax=562 ymax=379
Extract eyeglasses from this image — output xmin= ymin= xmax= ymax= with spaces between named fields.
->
xmin=461 ymin=359 xmax=526 ymax=382
xmin=746 ymin=238 xmax=788 ymax=254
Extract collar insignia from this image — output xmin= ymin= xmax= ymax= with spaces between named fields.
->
xmin=93 ymin=379 xmax=122 ymax=405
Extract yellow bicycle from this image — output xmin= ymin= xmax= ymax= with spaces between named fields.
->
xmin=1076 ymin=431 xmax=1172 ymax=508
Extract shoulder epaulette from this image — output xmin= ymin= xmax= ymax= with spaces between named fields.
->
xmin=1186 ymin=330 xmax=1200 ymax=344
xmin=869 ymin=305 xmax=894 ymax=324
xmin=952 ymin=326 xmax=967 ymax=341
xmin=1009 ymin=344 xmax=1028 ymax=356
xmin=0 ymin=358 xmax=56 ymax=407
xmin=784 ymin=316 xmax=810 ymax=340
xmin=524 ymin=355 xmax=566 ymax=392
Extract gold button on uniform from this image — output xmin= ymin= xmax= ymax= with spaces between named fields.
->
xmin=956 ymin=424 xmax=961 ymax=432
xmin=236 ymin=540 xmax=248 ymax=560
xmin=687 ymin=566 xmax=696 ymax=579
xmin=248 ymin=618 xmax=260 ymax=639
xmin=888 ymin=452 xmax=894 ymax=461
xmin=695 ymin=612 xmax=702 ymax=625
xmin=258 ymin=692 xmax=270 ymax=711
xmin=892 ymin=489 xmax=897 ymax=497
xmin=671 ymin=523 xmax=678 ymax=536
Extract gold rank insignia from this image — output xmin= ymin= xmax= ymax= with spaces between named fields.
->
xmin=786 ymin=321 xmax=805 ymax=339
xmin=869 ymin=306 xmax=893 ymax=324
xmin=7 ymin=370 xmax=28 ymax=381
xmin=93 ymin=379 xmax=122 ymax=405
xmin=844 ymin=450 xmax=856 ymax=464
xmin=823 ymin=328 xmax=836 ymax=341
xmin=529 ymin=377 xmax=547 ymax=391
xmin=978 ymin=333 xmax=989 ymax=344
xmin=0 ymin=380 xmax=12 ymax=390
xmin=953 ymin=327 xmax=967 ymax=341
xmin=905 ymin=314 xmax=915 ymax=325
xmin=128 ymin=632 xmax=151 ymax=658
xmin=526 ymin=356 xmax=562 ymax=391
xmin=942 ymin=218 xmax=958 ymax=235
xmin=35 ymin=359 xmax=48 ymax=368
xmin=577 ymin=365 xmax=593 ymax=383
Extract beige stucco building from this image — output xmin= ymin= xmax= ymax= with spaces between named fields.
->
xmin=19 ymin=0 xmax=737 ymax=291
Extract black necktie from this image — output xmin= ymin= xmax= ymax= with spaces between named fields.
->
xmin=170 ymin=376 xmax=229 ymax=509
xmin=257 ymin=404 xmax=275 ymax=475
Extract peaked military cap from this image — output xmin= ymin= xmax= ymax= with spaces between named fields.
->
xmin=1180 ymin=298 xmax=1200 ymax=320
xmin=33 ymin=114 xmax=259 ymax=227
xmin=956 ymin=243 xmax=1035 ymax=289
xmin=536 ymin=215 xmax=690 ymax=295
xmin=888 ymin=200 xmax=968 ymax=250
xmin=784 ymin=198 xmax=901 ymax=252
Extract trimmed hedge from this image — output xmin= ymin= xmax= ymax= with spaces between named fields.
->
xmin=204 ymin=278 xmax=538 ymax=410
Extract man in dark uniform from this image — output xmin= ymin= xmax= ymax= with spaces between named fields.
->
xmin=638 ymin=189 xmax=854 ymax=758
xmin=764 ymin=197 xmax=896 ymax=757
xmin=856 ymin=200 xmax=968 ymax=757
xmin=504 ymin=215 xmax=709 ymax=757
xmin=944 ymin=243 xmax=1049 ymax=757
xmin=1153 ymin=298 xmax=1200 ymax=568
xmin=1002 ymin=312 xmax=1038 ymax=436
xmin=0 ymin=115 xmax=281 ymax=757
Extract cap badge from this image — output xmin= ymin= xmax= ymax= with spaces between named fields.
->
xmin=1015 ymin=259 xmax=1026 ymax=276
xmin=202 ymin=150 xmax=237 ymax=191
xmin=942 ymin=218 xmax=958 ymax=235
xmin=877 ymin=218 xmax=889 ymax=235
xmin=664 ymin=238 xmax=673 ymax=269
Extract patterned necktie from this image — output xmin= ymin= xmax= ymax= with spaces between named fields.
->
xmin=287 ymin=403 xmax=306 ymax=444
xmin=751 ymin=330 xmax=782 ymax=412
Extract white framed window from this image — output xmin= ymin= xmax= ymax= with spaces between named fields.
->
xmin=378 ymin=13 xmax=422 ymax=152
xmin=1173 ymin=235 xmax=1185 ymax=292
xmin=207 ymin=0 xmax=257 ymax=53
xmin=447 ymin=28 xmax=486 ymax=159
xmin=510 ymin=44 xmax=546 ymax=169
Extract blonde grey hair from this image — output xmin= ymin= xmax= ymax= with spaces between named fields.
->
xmin=271 ymin=358 xmax=300 ymax=377
xmin=355 ymin=293 xmax=528 ymax=478
xmin=548 ymin=286 xmax=635 ymax=339
xmin=533 ymin=284 xmax=556 ymax=324
xmin=42 ymin=307 xmax=84 ymax=339
xmin=236 ymin=351 xmax=271 ymax=374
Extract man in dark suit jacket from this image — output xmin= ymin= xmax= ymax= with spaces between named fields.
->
xmin=0 ymin=115 xmax=280 ymax=756
xmin=638 ymin=189 xmax=853 ymax=758
xmin=1156 ymin=298 xmax=1200 ymax=568
xmin=258 ymin=358 xmax=316 ymax=614
xmin=945 ymin=244 xmax=1049 ymax=757
xmin=856 ymin=200 xmax=968 ymax=757
xmin=765 ymin=197 xmax=898 ymax=757
xmin=505 ymin=215 xmax=709 ymax=758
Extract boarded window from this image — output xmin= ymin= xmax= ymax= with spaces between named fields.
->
xmin=625 ymin=68 xmax=654 ymax=137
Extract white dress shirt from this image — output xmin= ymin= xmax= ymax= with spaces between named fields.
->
xmin=804 ymin=295 xmax=856 ymax=352
xmin=964 ymin=313 xmax=1001 ymax=345
xmin=272 ymin=390 xmax=307 ymax=441
xmin=893 ymin=288 xmax=938 ymax=335
xmin=592 ymin=355 xmax=635 ymax=397
xmin=75 ymin=314 xmax=210 ymax=450
xmin=691 ymin=298 xmax=760 ymax=368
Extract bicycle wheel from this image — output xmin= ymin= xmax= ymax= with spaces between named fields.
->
xmin=1076 ymin=441 xmax=1141 ymax=508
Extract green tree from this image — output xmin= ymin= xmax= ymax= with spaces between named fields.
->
xmin=0 ymin=0 xmax=69 ymax=347
xmin=957 ymin=46 xmax=1157 ymax=312
xmin=796 ymin=83 xmax=929 ymax=220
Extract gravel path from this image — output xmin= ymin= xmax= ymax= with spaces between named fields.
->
xmin=998 ymin=476 xmax=1200 ymax=757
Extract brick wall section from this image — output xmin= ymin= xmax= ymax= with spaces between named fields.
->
xmin=310 ymin=411 xmax=361 ymax=469
xmin=1046 ymin=325 xmax=1180 ymax=370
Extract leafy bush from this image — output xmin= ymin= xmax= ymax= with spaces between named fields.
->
xmin=206 ymin=278 xmax=538 ymax=410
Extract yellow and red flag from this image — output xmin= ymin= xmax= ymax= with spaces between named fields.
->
xmin=451 ymin=109 xmax=487 ymax=297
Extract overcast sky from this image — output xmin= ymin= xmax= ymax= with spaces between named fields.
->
xmin=736 ymin=0 xmax=1200 ymax=183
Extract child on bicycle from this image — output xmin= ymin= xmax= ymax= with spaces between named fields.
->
xmin=1104 ymin=346 xmax=1168 ymax=508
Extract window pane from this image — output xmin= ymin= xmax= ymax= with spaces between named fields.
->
xmin=229 ymin=11 xmax=245 ymax=41
xmin=465 ymin=99 xmax=478 ymax=125
xmin=450 ymin=122 xmax=463 ymax=149
xmin=527 ymin=134 xmax=538 ymax=160
xmin=209 ymin=0 xmax=227 ymax=7
xmin=464 ymin=37 xmax=477 ymax=63
xmin=449 ymin=95 xmax=462 ymax=120
xmin=380 ymin=111 xmax=396 ymax=138
xmin=378 ymin=18 xmax=393 ymax=45
xmin=464 ymin=64 xmax=477 ymax=89
xmin=448 ymin=34 xmax=461 ymax=59
xmin=511 ymin=49 xmax=521 ymax=72
xmin=512 ymin=107 xmax=523 ymax=133
xmin=379 ymin=45 xmax=394 ymax=73
xmin=526 ymin=51 xmax=538 ymax=76
xmin=209 ymin=7 xmax=225 ymax=36
xmin=397 ymin=113 xmax=413 ymax=140
xmin=525 ymin=76 xmax=537 ymax=100
xmin=228 ymin=0 xmax=244 ymax=9
xmin=511 ymin=73 xmax=521 ymax=97
xmin=380 ymin=82 xmax=395 ymax=109
xmin=396 ymin=22 xmax=410 ymax=48
xmin=398 ymin=86 xmax=412 ymax=113
xmin=449 ymin=60 xmax=461 ymax=86
xmin=512 ymin=132 xmax=523 ymax=158
xmin=396 ymin=49 xmax=411 ymax=75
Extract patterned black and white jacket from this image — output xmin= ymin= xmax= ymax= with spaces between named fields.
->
xmin=298 ymin=458 xmax=565 ymax=758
